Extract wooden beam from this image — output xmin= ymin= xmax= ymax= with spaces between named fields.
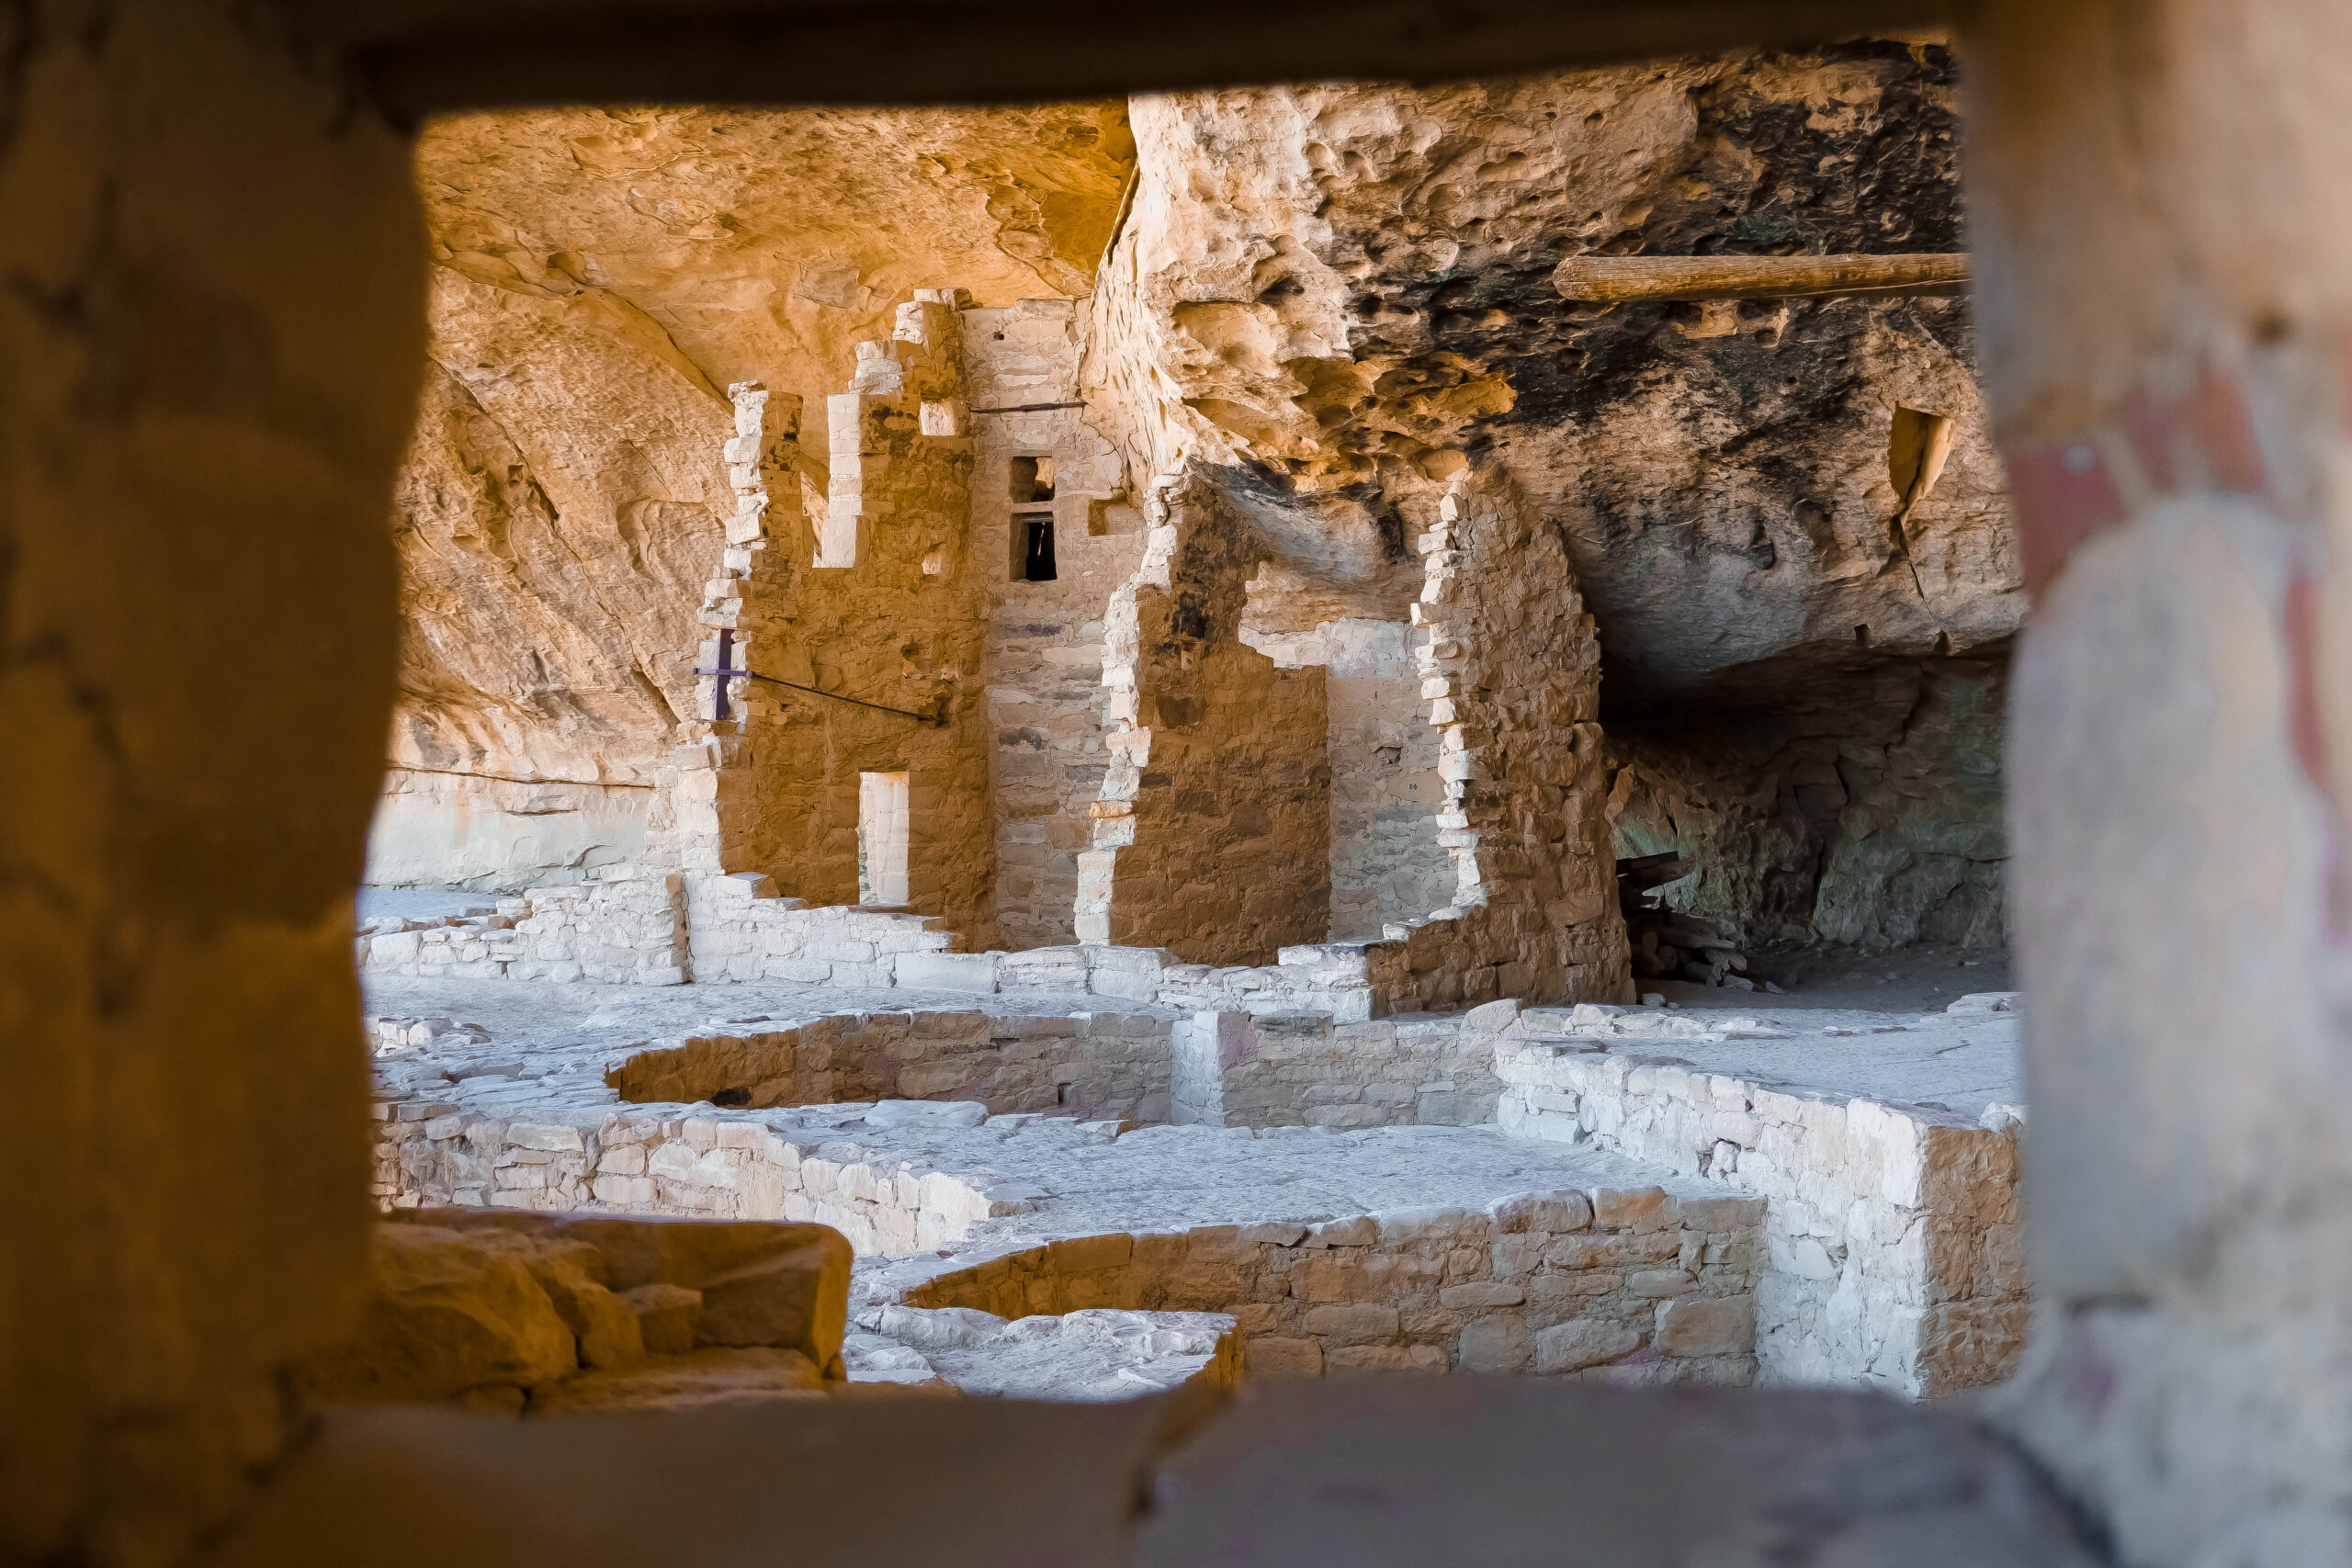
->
xmin=1551 ymin=253 xmax=1970 ymax=304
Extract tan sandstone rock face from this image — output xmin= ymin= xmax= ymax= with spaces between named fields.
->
xmin=382 ymin=107 xmax=1134 ymax=889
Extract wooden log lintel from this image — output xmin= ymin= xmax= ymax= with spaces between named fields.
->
xmin=1552 ymin=252 xmax=1970 ymax=304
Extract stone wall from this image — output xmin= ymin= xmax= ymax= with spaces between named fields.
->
xmin=966 ymin=299 xmax=1147 ymax=949
xmin=359 ymin=869 xmax=689 ymax=985
xmin=1495 ymin=1028 xmax=2024 ymax=1399
xmin=605 ymin=1009 xmax=1173 ymax=1122
xmin=379 ymin=106 xmax=1136 ymax=895
xmin=653 ymin=379 xmax=807 ymax=890
xmin=352 ymin=868 xmax=1413 ymax=1011
xmin=1080 ymin=469 xmax=1334 ymax=963
xmin=1170 ymin=1010 xmax=1504 ymax=1129
xmin=682 ymin=873 xmax=961 ymax=986
xmin=1371 ymin=467 xmax=1633 ymax=1010
xmin=1249 ymin=618 xmax=1453 ymax=941
xmin=0 ymin=5 xmax=424 ymax=1560
xmin=905 ymin=1189 xmax=1764 ymax=1383
xmin=379 ymin=1105 xmax=1047 ymax=1258
xmin=661 ymin=295 xmax=1000 ymax=940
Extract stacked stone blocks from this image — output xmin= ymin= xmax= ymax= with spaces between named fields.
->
xmin=967 ymin=300 xmax=1144 ymax=950
xmin=605 ymin=1009 xmax=1173 ymax=1123
xmin=1494 ymin=1023 xmax=2025 ymax=1398
xmin=358 ymin=869 xmax=688 ymax=985
xmin=1079 ymin=467 xmax=1334 ymax=964
xmin=906 ymin=1188 xmax=1764 ymax=1383
xmin=379 ymin=1105 xmax=1047 ymax=1258
xmin=1378 ymin=466 xmax=1634 ymax=1010
xmin=1171 ymin=1010 xmax=1506 ymax=1130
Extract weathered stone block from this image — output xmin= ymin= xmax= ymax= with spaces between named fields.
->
xmin=1535 ymin=1319 xmax=1643 ymax=1373
xmin=1489 ymin=1190 xmax=1594 ymax=1235
xmin=1304 ymin=1303 xmax=1401 ymax=1342
xmin=1248 ymin=1337 xmax=1325 ymax=1378
xmin=1656 ymin=1295 xmax=1756 ymax=1358
xmin=1456 ymin=1315 xmax=1532 ymax=1373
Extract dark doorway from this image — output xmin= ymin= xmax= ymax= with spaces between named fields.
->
xmin=1019 ymin=512 xmax=1057 ymax=581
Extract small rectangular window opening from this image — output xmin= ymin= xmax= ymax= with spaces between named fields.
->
xmin=857 ymin=771 xmax=910 ymax=907
xmin=1018 ymin=513 xmax=1057 ymax=581
xmin=1010 ymin=455 xmax=1057 ymax=503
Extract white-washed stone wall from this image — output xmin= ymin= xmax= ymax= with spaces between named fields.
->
xmin=1494 ymin=1025 xmax=2025 ymax=1398
xmin=684 ymin=871 xmax=963 ymax=985
xmin=356 ymin=900 xmax=1387 ymax=1018
xmin=1170 ymin=1010 xmax=1504 ymax=1130
xmin=358 ymin=874 xmax=1406 ymax=1012
xmin=358 ymin=870 xmax=986 ymax=987
xmin=357 ymin=868 xmax=688 ymax=984
xmin=903 ymin=1187 xmax=1764 ymax=1383
xmin=376 ymin=1102 xmax=1045 ymax=1257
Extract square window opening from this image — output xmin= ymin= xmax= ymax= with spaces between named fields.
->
xmin=1010 ymin=454 xmax=1057 ymax=503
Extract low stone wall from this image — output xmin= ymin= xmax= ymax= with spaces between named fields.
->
xmin=1170 ymin=1010 xmax=1505 ymax=1130
xmin=356 ymin=870 xmax=973 ymax=989
xmin=377 ymin=1104 xmax=1051 ymax=1257
xmin=902 ymin=1186 xmax=1764 ymax=1383
xmin=605 ymin=1009 xmax=1172 ymax=1122
xmin=1495 ymin=1033 xmax=2025 ymax=1399
xmin=358 ymin=870 xmax=688 ymax=985
xmin=355 ymin=869 xmax=1411 ymax=1020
